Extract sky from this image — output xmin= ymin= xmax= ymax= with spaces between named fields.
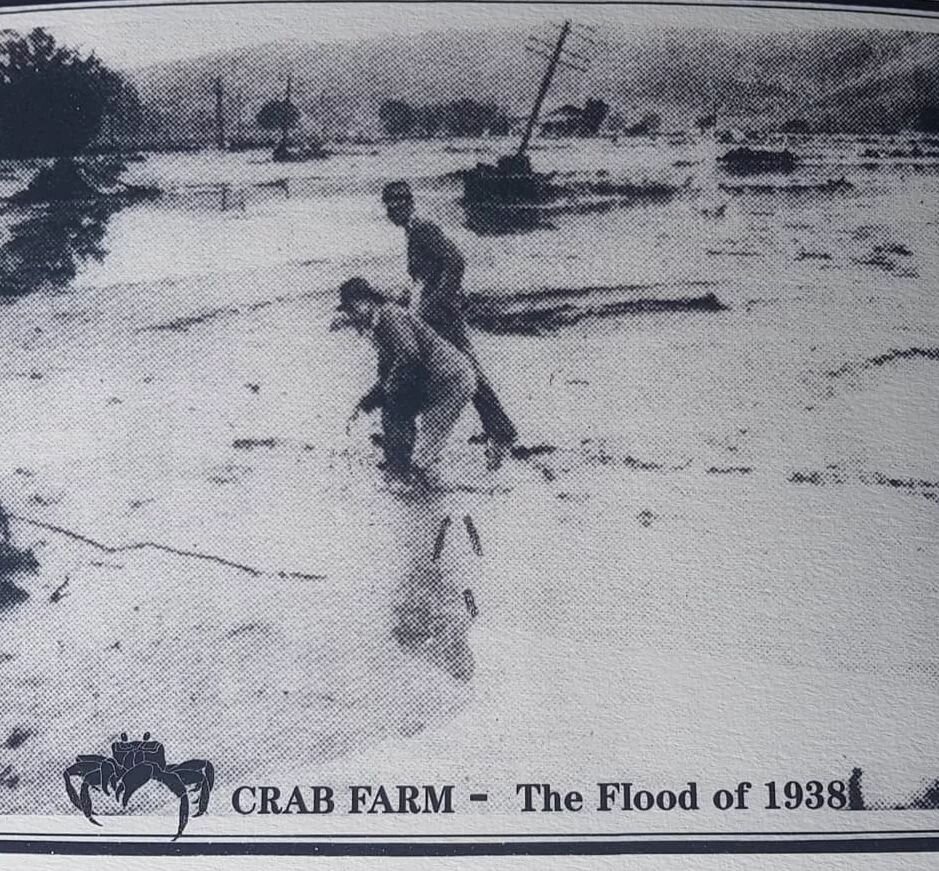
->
xmin=0 ymin=1 xmax=936 ymax=70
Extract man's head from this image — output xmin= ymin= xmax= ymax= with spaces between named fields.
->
xmin=382 ymin=180 xmax=414 ymax=227
xmin=333 ymin=277 xmax=384 ymax=333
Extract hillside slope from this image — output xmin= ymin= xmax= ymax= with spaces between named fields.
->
xmin=128 ymin=27 xmax=939 ymax=142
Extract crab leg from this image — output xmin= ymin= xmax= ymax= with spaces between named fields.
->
xmin=100 ymin=759 xmax=117 ymax=797
xmin=194 ymin=762 xmax=215 ymax=817
xmin=152 ymin=770 xmax=189 ymax=840
xmin=168 ymin=760 xmax=215 ymax=816
xmin=79 ymin=779 xmax=101 ymax=826
xmin=63 ymin=772 xmax=83 ymax=813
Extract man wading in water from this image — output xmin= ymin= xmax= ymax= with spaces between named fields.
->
xmin=381 ymin=180 xmax=518 ymax=469
xmin=332 ymin=277 xmax=477 ymax=484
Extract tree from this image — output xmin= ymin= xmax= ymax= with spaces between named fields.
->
xmin=98 ymin=75 xmax=143 ymax=149
xmin=0 ymin=28 xmax=131 ymax=159
xmin=378 ymin=97 xmax=509 ymax=139
xmin=580 ymin=99 xmax=609 ymax=136
xmin=413 ymin=104 xmax=443 ymax=138
xmin=378 ymin=99 xmax=414 ymax=137
xmin=255 ymin=99 xmax=300 ymax=134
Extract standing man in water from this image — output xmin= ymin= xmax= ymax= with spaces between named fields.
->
xmin=381 ymin=180 xmax=517 ymax=468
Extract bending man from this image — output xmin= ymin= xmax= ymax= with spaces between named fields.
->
xmin=333 ymin=277 xmax=476 ymax=478
xmin=381 ymin=180 xmax=517 ymax=465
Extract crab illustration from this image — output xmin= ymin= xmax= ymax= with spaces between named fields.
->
xmin=64 ymin=732 xmax=214 ymax=839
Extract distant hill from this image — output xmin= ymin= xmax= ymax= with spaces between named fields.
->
xmin=804 ymin=35 xmax=939 ymax=132
xmin=126 ymin=26 xmax=939 ymax=145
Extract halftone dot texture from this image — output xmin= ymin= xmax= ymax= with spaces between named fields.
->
xmin=0 ymin=9 xmax=936 ymax=824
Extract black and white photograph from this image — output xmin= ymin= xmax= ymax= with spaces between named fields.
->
xmin=0 ymin=0 xmax=936 ymax=858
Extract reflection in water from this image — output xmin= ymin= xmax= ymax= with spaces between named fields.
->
xmin=0 ymin=160 xmax=139 ymax=300
xmin=390 ymin=488 xmax=477 ymax=683
xmin=0 ymin=198 xmax=122 ymax=300
xmin=463 ymin=203 xmax=552 ymax=236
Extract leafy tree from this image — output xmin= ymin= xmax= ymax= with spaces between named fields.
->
xmin=0 ymin=198 xmax=118 ymax=297
xmin=378 ymin=99 xmax=414 ymax=137
xmin=379 ymin=97 xmax=509 ymax=139
xmin=255 ymin=99 xmax=300 ymax=133
xmin=917 ymin=102 xmax=939 ymax=133
xmin=98 ymin=77 xmax=143 ymax=148
xmin=0 ymin=28 xmax=131 ymax=159
xmin=580 ymin=99 xmax=609 ymax=136
xmin=413 ymin=104 xmax=443 ymax=138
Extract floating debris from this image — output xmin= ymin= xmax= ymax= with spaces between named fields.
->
xmin=0 ymin=504 xmax=39 ymax=589
xmin=49 ymin=577 xmax=70 ymax=604
xmin=463 ymin=588 xmax=478 ymax=618
xmin=467 ymin=284 xmax=726 ymax=336
xmin=873 ymin=243 xmax=913 ymax=257
xmin=511 ymin=443 xmax=557 ymax=460
xmin=463 ymin=515 xmax=483 ymax=557
xmin=143 ymin=307 xmax=240 ymax=334
xmin=706 ymin=249 xmax=761 ymax=258
xmin=232 ymin=437 xmax=278 ymax=450
xmin=717 ymin=147 xmax=798 ymax=175
xmin=788 ymin=469 xmax=846 ymax=486
xmin=827 ymin=347 xmax=939 ymax=379
xmin=706 ymin=466 xmax=753 ymax=475
xmin=719 ymin=177 xmax=851 ymax=195
xmin=701 ymin=203 xmax=726 ymax=219
xmin=432 ymin=516 xmax=452 ymax=562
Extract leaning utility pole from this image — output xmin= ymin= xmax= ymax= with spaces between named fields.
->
xmin=517 ymin=20 xmax=571 ymax=157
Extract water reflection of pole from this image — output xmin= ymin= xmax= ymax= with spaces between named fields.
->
xmin=390 ymin=489 xmax=478 ymax=683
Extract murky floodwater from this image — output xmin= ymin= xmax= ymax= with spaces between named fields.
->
xmin=0 ymin=134 xmax=937 ymax=813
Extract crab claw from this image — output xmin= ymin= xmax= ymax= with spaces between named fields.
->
xmin=116 ymin=762 xmax=153 ymax=808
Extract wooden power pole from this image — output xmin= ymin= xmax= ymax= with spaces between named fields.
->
xmin=517 ymin=20 xmax=571 ymax=157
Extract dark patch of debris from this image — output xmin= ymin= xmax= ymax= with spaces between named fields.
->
xmin=227 ymin=622 xmax=272 ymax=639
xmin=4 ymin=727 xmax=31 ymax=750
xmin=827 ymin=347 xmax=939 ymax=379
xmin=142 ymin=306 xmax=239 ymax=334
xmin=233 ymin=437 xmax=278 ymax=450
xmin=0 ymin=504 xmax=38 ymax=610
xmin=49 ymin=577 xmax=70 ymax=604
xmin=0 ymin=764 xmax=20 ymax=789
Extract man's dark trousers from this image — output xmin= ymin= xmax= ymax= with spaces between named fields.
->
xmin=421 ymin=268 xmax=517 ymax=445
